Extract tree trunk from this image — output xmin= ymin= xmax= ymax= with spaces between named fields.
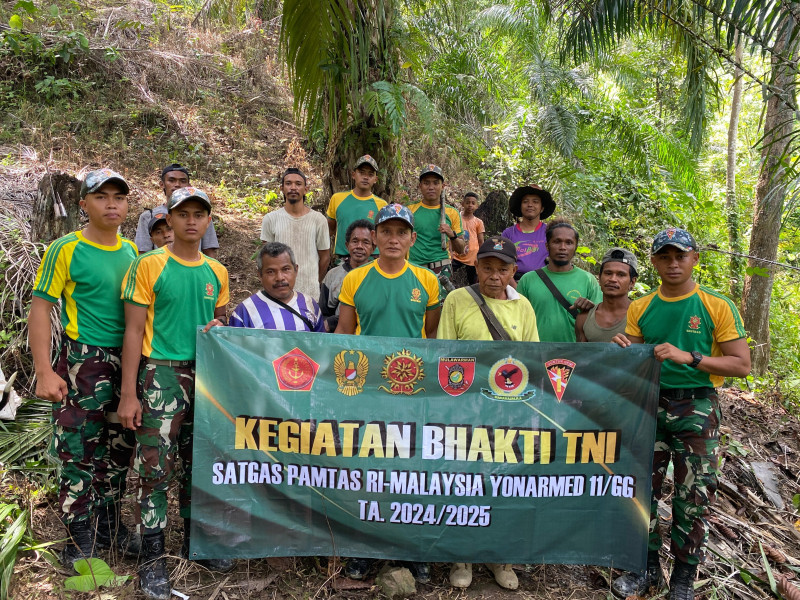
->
xmin=726 ymin=34 xmax=744 ymax=302
xmin=31 ymin=172 xmax=82 ymax=244
xmin=742 ymin=27 xmax=797 ymax=374
xmin=474 ymin=190 xmax=514 ymax=237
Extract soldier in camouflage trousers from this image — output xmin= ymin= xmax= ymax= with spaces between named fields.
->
xmin=119 ymin=188 xmax=231 ymax=600
xmin=28 ymin=169 xmax=141 ymax=570
xmin=611 ymin=228 xmax=750 ymax=600
xmin=134 ymin=362 xmax=195 ymax=533
xmin=52 ymin=338 xmax=134 ymax=523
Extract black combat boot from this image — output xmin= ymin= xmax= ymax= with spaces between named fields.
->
xmin=139 ymin=531 xmax=170 ymax=600
xmin=59 ymin=519 xmax=97 ymax=571
xmin=669 ymin=561 xmax=697 ymax=600
xmin=181 ymin=518 xmax=234 ymax=572
xmin=95 ymin=502 xmax=142 ymax=557
xmin=611 ymin=550 xmax=663 ymax=598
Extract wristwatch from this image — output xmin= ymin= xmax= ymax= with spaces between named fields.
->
xmin=689 ymin=351 xmax=703 ymax=368
xmin=448 ymin=233 xmax=457 ymax=241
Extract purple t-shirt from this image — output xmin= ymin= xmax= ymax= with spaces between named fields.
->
xmin=501 ymin=222 xmax=548 ymax=274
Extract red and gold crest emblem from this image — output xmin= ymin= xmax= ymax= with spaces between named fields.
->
xmin=205 ymin=282 xmax=214 ymax=296
xmin=438 ymin=357 xmax=475 ymax=396
xmin=379 ymin=349 xmax=425 ymax=395
xmin=688 ymin=315 xmax=701 ymax=330
xmin=545 ymin=359 xmax=576 ymax=402
xmin=272 ymin=348 xmax=319 ymax=391
xmin=410 ymin=287 xmax=422 ymax=303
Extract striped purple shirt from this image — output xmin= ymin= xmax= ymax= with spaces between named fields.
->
xmin=229 ymin=291 xmax=325 ymax=332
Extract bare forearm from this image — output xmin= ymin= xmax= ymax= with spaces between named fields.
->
xmin=28 ymin=299 xmax=56 ymax=375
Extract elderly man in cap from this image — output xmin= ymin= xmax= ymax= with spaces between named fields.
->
xmin=29 ymin=168 xmax=140 ymax=569
xmin=502 ymin=184 xmax=556 ymax=279
xmin=408 ymin=165 xmax=465 ymax=279
xmin=611 ymin=228 xmax=750 ymax=600
xmin=326 ymin=154 xmax=386 ymax=258
xmin=135 ymin=163 xmax=219 ymax=257
xmin=575 ymin=248 xmax=638 ymax=342
xmin=438 ymin=235 xmax=537 ymax=590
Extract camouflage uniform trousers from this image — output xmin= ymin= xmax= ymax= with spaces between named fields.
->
xmin=648 ymin=388 xmax=720 ymax=565
xmin=51 ymin=336 xmax=135 ymax=524
xmin=133 ymin=362 xmax=195 ymax=535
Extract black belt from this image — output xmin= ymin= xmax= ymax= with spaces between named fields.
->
xmin=659 ymin=387 xmax=715 ymax=400
xmin=145 ymin=358 xmax=195 ymax=368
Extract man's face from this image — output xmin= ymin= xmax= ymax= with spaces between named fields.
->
xmin=651 ymin=246 xmax=698 ymax=286
xmin=260 ymin=252 xmax=297 ymax=301
xmin=599 ymin=262 xmax=634 ymax=298
xmin=520 ymin=194 xmax=543 ymax=220
xmin=353 ymin=166 xmax=377 ymax=191
xmin=477 ymin=256 xmax=517 ymax=298
xmin=374 ymin=221 xmax=415 ymax=259
xmin=166 ymin=199 xmax=211 ymax=244
xmin=346 ymin=226 xmax=374 ymax=266
xmin=149 ymin=221 xmax=173 ymax=248
xmin=162 ymin=170 xmax=189 ymax=200
xmin=80 ymin=183 xmax=128 ymax=231
xmin=546 ymin=227 xmax=578 ymax=266
xmin=419 ymin=175 xmax=443 ymax=203
xmin=462 ymin=196 xmax=478 ymax=215
xmin=281 ymin=174 xmax=308 ymax=204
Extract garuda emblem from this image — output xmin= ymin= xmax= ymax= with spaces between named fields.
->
xmin=334 ymin=350 xmax=369 ymax=396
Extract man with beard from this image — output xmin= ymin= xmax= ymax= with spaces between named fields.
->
xmin=576 ymin=248 xmax=638 ymax=342
xmin=517 ymin=218 xmax=601 ymax=342
xmin=260 ymin=168 xmax=331 ymax=298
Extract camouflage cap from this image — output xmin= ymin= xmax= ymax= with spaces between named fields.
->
xmin=601 ymin=247 xmax=639 ymax=276
xmin=651 ymin=227 xmax=698 ymax=254
xmin=375 ymin=203 xmax=414 ymax=230
xmin=148 ymin=205 xmax=169 ymax=233
xmin=419 ymin=164 xmax=444 ymax=181
xmin=354 ymin=155 xmax=379 ymax=172
xmin=80 ymin=168 xmax=130 ymax=198
xmin=168 ymin=187 xmax=212 ymax=212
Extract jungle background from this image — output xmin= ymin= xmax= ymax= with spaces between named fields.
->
xmin=1 ymin=0 xmax=800 ymax=598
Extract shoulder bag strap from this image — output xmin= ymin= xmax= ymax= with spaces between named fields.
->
xmin=535 ymin=268 xmax=578 ymax=318
xmin=465 ymin=284 xmax=512 ymax=341
xmin=262 ymin=291 xmax=316 ymax=331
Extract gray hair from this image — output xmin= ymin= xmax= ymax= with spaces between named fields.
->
xmin=257 ymin=242 xmax=296 ymax=270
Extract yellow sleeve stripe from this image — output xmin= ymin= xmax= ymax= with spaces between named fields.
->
xmin=327 ymin=192 xmax=346 ymax=218
xmin=626 ymin=290 xmax=658 ymax=336
xmin=34 ymin=233 xmax=78 ymax=294
xmin=445 ymin=206 xmax=463 ymax=234
xmin=408 ymin=265 xmax=440 ymax=308
xmin=698 ymin=286 xmax=747 ymax=339
xmin=339 ymin=263 xmax=373 ymax=306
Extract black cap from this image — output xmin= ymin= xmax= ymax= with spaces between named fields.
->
xmin=477 ymin=236 xmax=517 ymax=264
xmin=161 ymin=163 xmax=190 ymax=180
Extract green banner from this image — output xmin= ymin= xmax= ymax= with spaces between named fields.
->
xmin=191 ymin=328 xmax=659 ymax=573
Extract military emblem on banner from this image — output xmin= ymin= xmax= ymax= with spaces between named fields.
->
xmin=481 ymin=356 xmax=535 ymax=401
xmin=272 ymin=347 xmax=319 ymax=391
xmin=438 ymin=357 xmax=475 ymax=396
xmin=334 ymin=350 xmax=368 ymax=396
xmin=545 ymin=359 xmax=576 ymax=402
xmin=379 ymin=349 xmax=425 ymax=395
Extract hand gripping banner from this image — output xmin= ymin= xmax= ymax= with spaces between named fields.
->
xmin=191 ymin=328 xmax=659 ymax=573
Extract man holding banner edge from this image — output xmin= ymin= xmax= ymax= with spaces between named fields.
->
xmin=611 ymin=227 xmax=750 ymax=600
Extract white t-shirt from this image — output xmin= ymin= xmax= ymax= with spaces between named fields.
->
xmin=260 ymin=207 xmax=330 ymax=298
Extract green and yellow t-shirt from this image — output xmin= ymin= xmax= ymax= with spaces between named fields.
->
xmin=338 ymin=261 xmax=440 ymax=338
xmin=121 ymin=247 xmax=229 ymax=360
xmin=626 ymin=283 xmax=746 ymax=389
xmin=407 ymin=202 xmax=463 ymax=266
xmin=326 ymin=190 xmax=387 ymax=256
xmin=33 ymin=231 xmax=137 ymax=347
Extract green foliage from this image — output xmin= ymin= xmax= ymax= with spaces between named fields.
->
xmin=64 ymin=558 xmax=131 ymax=591
xmin=0 ymin=502 xmax=27 ymax=600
